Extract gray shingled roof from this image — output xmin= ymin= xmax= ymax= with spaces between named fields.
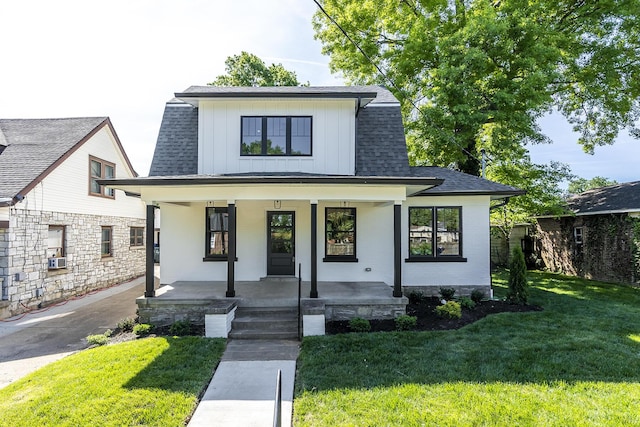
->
xmin=568 ymin=181 xmax=640 ymax=215
xmin=148 ymin=101 xmax=198 ymax=176
xmin=0 ymin=117 xmax=107 ymax=199
xmin=411 ymin=166 xmax=524 ymax=196
xmin=147 ymin=85 xmax=521 ymax=197
xmin=355 ymin=104 xmax=410 ymax=176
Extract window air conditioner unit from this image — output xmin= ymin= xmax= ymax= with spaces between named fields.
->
xmin=48 ymin=257 xmax=67 ymax=269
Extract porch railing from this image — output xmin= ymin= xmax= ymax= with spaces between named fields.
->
xmin=273 ymin=369 xmax=282 ymax=427
xmin=297 ymin=263 xmax=302 ymax=341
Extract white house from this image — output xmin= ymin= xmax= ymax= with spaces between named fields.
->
xmin=0 ymin=118 xmax=146 ymax=319
xmin=104 ymin=86 xmax=522 ymax=335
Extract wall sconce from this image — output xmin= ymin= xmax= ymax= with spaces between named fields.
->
xmin=341 ymin=201 xmax=349 ymax=208
xmin=274 ymin=200 xmax=281 ymax=209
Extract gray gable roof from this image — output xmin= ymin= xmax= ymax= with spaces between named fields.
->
xmin=0 ymin=117 xmax=109 ymax=200
xmin=148 ymin=101 xmax=198 ymax=176
xmin=568 ymin=181 xmax=640 ymax=215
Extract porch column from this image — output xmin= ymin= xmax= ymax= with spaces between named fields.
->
xmin=310 ymin=200 xmax=318 ymax=298
xmin=226 ymin=202 xmax=236 ymax=297
xmin=393 ymin=202 xmax=403 ymax=297
xmin=145 ymin=204 xmax=155 ymax=297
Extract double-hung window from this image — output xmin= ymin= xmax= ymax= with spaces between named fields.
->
xmin=101 ymin=226 xmax=113 ymax=257
xmin=205 ymin=207 xmax=229 ymax=260
xmin=241 ymin=116 xmax=311 ymax=156
xmin=324 ymin=207 xmax=357 ymax=262
xmin=89 ymin=156 xmax=115 ymax=198
xmin=408 ymin=207 xmax=465 ymax=261
xmin=47 ymin=225 xmax=65 ymax=258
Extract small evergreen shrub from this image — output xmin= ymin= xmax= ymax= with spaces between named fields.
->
xmin=507 ymin=246 xmax=529 ymax=305
xmin=117 ymin=317 xmax=136 ymax=332
xmin=458 ymin=296 xmax=476 ymax=309
xmin=348 ymin=317 xmax=371 ymax=333
xmin=439 ymin=287 xmax=456 ymax=300
xmin=395 ymin=314 xmax=417 ymax=331
xmin=86 ymin=329 xmax=111 ymax=346
xmin=169 ymin=320 xmax=192 ymax=336
xmin=133 ymin=323 xmax=153 ymax=336
xmin=407 ymin=290 xmax=425 ymax=305
xmin=471 ymin=289 xmax=486 ymax=304
xmin=434 ymin=301 xmax=462 ymax=319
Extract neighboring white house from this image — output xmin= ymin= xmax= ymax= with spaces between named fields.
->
xmin=106 ymin=85 xmax=522 ymax=310
xmin=0 ymin=117 xmax=146 ymax=319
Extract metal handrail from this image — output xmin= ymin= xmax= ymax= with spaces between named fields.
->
xmin=297 ymin=263 xmax=302 ymax=341
xmin=273 ymin=369 xmax=282 ymax=427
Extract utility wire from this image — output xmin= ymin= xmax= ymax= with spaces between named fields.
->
xmin=312 ymin=0 xmax=484 ymax=167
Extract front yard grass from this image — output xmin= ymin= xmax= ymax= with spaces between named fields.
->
xmin=294 ymin=271 xmax=640 ymax=426
xmin=0 ymin=336 xmax=225 ymax=427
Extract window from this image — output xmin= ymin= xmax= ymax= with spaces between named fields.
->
xmin=205 ymin=207 xmax=229 ymax=259
xmin=130 ymin=227 xmax=144 ymax=247
xmin=89 ymin=156 xmax=115 ymax=198
xmin=101 ymin=226 xmax=113 ymax=257
xmin=241 ymin=116 xmax=311 ymax=156
xmin=47 ymin=225 xmax=65 ymax=258
xmin=324 ymin=207 xmax=357 ymax=262
xmin=574 ymin=227 xmax=583 ymax=245
xmin=408 ymin=207 xmax=465 ymax=261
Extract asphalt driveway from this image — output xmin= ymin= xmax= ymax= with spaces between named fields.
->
xmin=0 ymin=275 xmax=147 ymax=389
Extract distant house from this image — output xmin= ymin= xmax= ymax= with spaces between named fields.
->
xmin=104 ymin=85 xmax=522 ymax=334
xmin=536 ymin=181 xmax=640 ymax=284
xmin=0 ymin=118 xmax=146 ymax=319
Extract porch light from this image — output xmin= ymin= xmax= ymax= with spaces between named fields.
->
xmin=274 ymin=200 xmax=281 ymax=209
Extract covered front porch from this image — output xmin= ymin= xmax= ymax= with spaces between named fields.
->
xmin=136 ymin=278 xmax=409 ymax=337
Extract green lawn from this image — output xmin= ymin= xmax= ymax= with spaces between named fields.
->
xmin=0 ymin=336 xmax=225 ymax=427
xmin=294 ymin=271 xmax=640 ymax=426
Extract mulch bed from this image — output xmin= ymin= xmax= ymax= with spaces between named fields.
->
xmin=326 ymin=297 xmax=542 ymax=334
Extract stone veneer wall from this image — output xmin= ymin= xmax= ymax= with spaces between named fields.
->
xmin=1 ymin=208 xmax=145 ymax=318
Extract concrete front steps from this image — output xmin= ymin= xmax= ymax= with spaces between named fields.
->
xmin=229 ymin=307 xmax=300 ymax=340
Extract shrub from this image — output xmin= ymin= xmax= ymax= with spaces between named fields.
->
xmin=439 ymin=287 xmax=456 ymax=300
xmin=507 ymin=246 xmax=529 ymax=305
xmin=169 ymin=320 xmax=192 ymax=336
xmin=407 ymin=290 xmax=425 ymax=305
xmin=86 ymin=332 xmax=110 ymax=346
xmin=458 ymin=296 xmax=476 ymax=309
xmin=348 ymin=317 xmax=371 ymax=333
xmin=470 ymin=289 xmax=486 ymax=303
xmin=434 ymin=301 xmax=462 ymax=319
xmin=395 ymin=314 xmax=417 ymax=331
xmin=133 ymin=323 xmax=153 ymax=336
xmin=117 ymin=317 xmax=136 ymax=332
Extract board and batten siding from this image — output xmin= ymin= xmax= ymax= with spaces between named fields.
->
xmin=197 ymin=99 xmax=356 ymax=176
xmin=11 ymin=126 xmax=144 ymax=219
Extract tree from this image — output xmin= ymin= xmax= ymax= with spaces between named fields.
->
xmin=489 ymin=157 xmax=573 ymax=263
xmin=312 ymin=0 xmax=640 ymax=175
xmin=209 ymin=51 xmax=304 ymax=87
xmin=567 ymin=176 xmax=618 ymax=196
xmin=507 ymin=245 xmax=529 ymax=305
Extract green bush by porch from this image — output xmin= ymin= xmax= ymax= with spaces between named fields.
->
xmin=294 ymin=270 xmax=640 ymax=426
xmin=0 ymin=337 xmax=225 ymax=427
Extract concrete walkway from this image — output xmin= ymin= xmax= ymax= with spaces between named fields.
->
xmin=188 ymin=340 xmax=300 ymax=427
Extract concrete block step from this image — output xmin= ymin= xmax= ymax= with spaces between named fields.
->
xmin=232 ymin=319 xmax=298 ymax=332
xmin=228 ymin=330 xmax=299 ymax=340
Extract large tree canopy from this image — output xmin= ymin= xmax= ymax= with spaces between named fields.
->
xmin=209 ymin=51 xmax=304 ymax=87
xmin=567 ymin=176 xmax=618 ymax=196
xmin=313 ymin=0 xmax=640 ymax=175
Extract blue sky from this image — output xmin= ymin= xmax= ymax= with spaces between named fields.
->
xmin=0 ymin=0 xmax=637 ymax=184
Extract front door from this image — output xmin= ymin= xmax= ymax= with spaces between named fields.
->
xmin=267 ymin=211 xmax=295 ymax=275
